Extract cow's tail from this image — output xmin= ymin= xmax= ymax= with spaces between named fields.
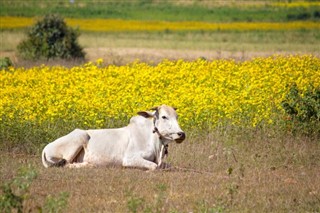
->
xmin=42 ymin=149 xmax=67 ymax=168
xmin=42 ymin=149 xmax=50 ymax=168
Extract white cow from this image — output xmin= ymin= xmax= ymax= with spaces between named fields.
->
xmin=42 ymin=105 xmax=185 ymax=170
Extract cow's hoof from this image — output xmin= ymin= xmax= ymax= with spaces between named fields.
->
xmin=157 ymin=162 xmax=171 ymax=170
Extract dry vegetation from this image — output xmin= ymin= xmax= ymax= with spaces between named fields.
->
xmin=1 ymin=128 xmax=319 ymax=212
xmin=1 ymin=30 xmax=320 ymax=67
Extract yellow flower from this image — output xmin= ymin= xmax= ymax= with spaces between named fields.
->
xmin=1 ymin=16 xmax=320 ymax=31
xmin=0 ymin=55 xmax=319 ymax=128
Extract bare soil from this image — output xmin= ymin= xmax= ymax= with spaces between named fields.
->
xmin=1 ymin=48 xmax=312 ymax=67
xmin=85 ymin=47 xmax=299 ymax=64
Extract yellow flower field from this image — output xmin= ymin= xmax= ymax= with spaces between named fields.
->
xmin=1 ymin=16 xmax=320 ymax=32
xmin=1 ymin=55 xmax=319 ymax=129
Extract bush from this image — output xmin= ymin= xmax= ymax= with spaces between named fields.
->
xmin=0 ymin=165 xmax=37 ymax=213
xmin=17 ymin=14 xmax=85 ymax=60
xmin=0 ymin=165 xmax=69 ymax=213
xmin=281 ymin=83 xmax=320 ymax=136
xmin=0 ymin=57 xmax=13 ymax=70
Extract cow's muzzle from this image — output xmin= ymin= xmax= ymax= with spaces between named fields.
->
xmin=175 ymin=132 xmax=186 ymax=143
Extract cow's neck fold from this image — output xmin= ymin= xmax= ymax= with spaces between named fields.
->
xmin=152 ymin=118 xmax=169 ymax=162
xmin=152 ymin=118 xmax=166 ymax=145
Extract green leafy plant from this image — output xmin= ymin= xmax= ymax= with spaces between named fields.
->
xmin=281 ymin=83 xmax=320 ymax=136
xmin=0 ymin=165 xmax=69 ymax=213
xmin=0 ymin=57 xmax=13 ymax=70
xmin=195 ymin=200 xmax=225 ymax=213
xmin=126 ymin=183 xmax=169 ymax=213
xmin=126 ymin=191 xmax=146 ymax=213
xmin=17 ymin=14 xmax=85 ymax=60
xmin=43 ymin=192 xmax=69 ymax=213
xmin=0 ymin=165 xmax=37 ymax=213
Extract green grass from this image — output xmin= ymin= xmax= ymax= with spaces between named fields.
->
xmin=1 ymin=0 xmax=320 ymax=22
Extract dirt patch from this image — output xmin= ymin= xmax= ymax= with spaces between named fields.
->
xmin=1 ymin=48 xmax=311 ymax=67
xmin=85 ymin=47 xmax=303 ymax=65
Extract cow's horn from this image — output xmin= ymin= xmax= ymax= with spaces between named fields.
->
xmin=150 ymin=106 xmax=159 ymax=111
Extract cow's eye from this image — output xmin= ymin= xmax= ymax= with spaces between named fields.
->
xmin=162 ymin=116 xmax=168 ymax=120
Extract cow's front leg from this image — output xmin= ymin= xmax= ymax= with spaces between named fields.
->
xmin=123 ymin=156 xmax=158 ymax=170
xmin=158 ymin=162 xmax=171 ymax=169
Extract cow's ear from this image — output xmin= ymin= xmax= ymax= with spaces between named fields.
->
xmin=150 ymin=106 xmax=159 ymax=111
xmin=137 ymin=111 xmax=154 ymax=118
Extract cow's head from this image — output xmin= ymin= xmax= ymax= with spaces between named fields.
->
xmin=138 ymin=105 xmax=186 ymax=144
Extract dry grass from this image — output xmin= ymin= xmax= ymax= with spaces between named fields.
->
xmin=1 ymin=30 xmax=320 ymax=66
xmin=1 ymin=128 xmax=319 ymax=212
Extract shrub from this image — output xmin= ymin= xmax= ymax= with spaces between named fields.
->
xmin=17 ymin=14 xmax=85 ymax=60
xmin=0 ymin=57 xmax=13 ymax=70
xmin=287 ymin=12 xmax=311 ymax=21
xmin=282 ymin=83 xmax=320 ymax=136
xmin=0 ymin=165 xmax=69 ymax=213
xmin=0 ymin=165 xmax=37 ymax=213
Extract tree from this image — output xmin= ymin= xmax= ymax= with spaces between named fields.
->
xmin=18 ymin=14 xmax=85 ymax=60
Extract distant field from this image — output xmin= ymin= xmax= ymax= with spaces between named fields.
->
xmin=2 ymin=30 xmax=320 ymax=52
xmin=1 ymin=30 xmax=319 ymax=66
xmin=2 ymin=16 xmax=320 ymax=31
xmin=1 ymin=0 xmax=320 ymax=22
xmin=1 ymin=0 xmax=319 ymax=66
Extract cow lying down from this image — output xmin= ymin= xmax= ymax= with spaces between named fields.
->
xmin=42 ymin=105 xmax=185 ymax=170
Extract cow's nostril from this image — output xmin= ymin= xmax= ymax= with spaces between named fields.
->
xmin=177 ymin=132 xmax=186 ymax=139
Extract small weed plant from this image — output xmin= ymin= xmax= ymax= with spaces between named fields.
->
xmin=0 ymin=165 xmax=69 ymax=213
xmin=126 ymin=184 xmax=168 ymax=213
xmin=0 ymin=165 xmax=37 ymax=213
xmin=0 ymin=57 xmax=13 ymax=71
xmin=126 ymin=183 xmax=221 ymax=213
xmin=43 ymin=192 xmax=69 ymax=213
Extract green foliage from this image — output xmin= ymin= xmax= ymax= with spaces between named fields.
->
xmin=126 ymin=193 xmax=145 ymax=213
xmin=126 ymin=183 xmax=169 ymax=213
xmin=126 ymin=191 xmax=145 ymax=213
xmin=17 ymin=14 xmax=85 ymax=60
xmin=287 ymin=10 xmax=320 ymax=20
xmin=282 ymin=84 xmax=320 ymax=122
xmin=126 ymin=183 xmax=225 ymax=213
xmin=1 ymin=0 xmax=319 ymax=22
xmin=282 ymin=84 xmax=320 ymax=136
xmin=43 ymin=192 xmax=69 ymax=213
xmin=0 ymin=57 xmax=13 ymax=70
xmin=0 ymin=165 xmax=37 ymax=213
xmin=0 ymin=165 xmax=69 ymax=213
xmin=194 ymin=200 xmax=225 ymax=213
